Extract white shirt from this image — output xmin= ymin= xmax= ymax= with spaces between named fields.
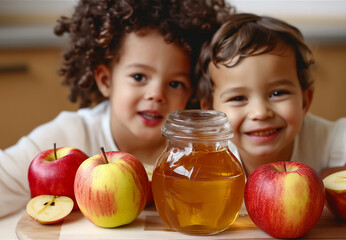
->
xmin=291 ymin=113 xmax=346 ymax=171
xmin=0 ymin=101 xmax=117 ymax=217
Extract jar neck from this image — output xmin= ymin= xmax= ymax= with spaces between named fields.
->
xmin=162 ymin=110 xmax=234 ymax=142
xmin=165 ymin=138 xmax=230 ymax=151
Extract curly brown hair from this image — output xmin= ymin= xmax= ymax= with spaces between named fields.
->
xmin=197 ymin=13 xmax=315 ymax=107
xmin=54 ymin=0 xmax=235 ymax=108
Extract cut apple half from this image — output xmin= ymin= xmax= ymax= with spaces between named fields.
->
xmin=26 ymin=195 xmax=74 ymax=224
xmin=323 ymin=170 xmax=346 ymax=220
xmin=323 ymin=170 xmax=346 ymax=190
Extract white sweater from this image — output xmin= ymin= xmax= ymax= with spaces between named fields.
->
xmin=290 ymin=113 xmax=346 ymax=171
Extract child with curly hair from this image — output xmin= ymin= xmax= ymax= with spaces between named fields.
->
xmin=197 ymin=13 xmax=346 ymax=178
xmin=0 ymin=0 xmax=234 ymax=217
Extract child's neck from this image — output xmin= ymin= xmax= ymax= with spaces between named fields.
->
xmin=240 ymin=142 xmax=294 ymax=177
xmin=130 ymin=144 xmax=165 ymax=166
xmin=114 ymin=137 xmax=165 ymax=166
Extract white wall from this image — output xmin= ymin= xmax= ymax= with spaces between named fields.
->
xmin=228 ymin=0 xmax=346 ymax=42
xmin=1 ymin=0 xmax=346 ymax=47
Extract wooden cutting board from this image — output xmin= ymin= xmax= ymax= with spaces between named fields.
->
xmin=16 ymin=206 xmax=346 ymax=240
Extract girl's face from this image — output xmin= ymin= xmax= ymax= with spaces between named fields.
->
xmin=205 ymin=47 xmax=312 ymax=165
xmin=96 ymin=30 xmax=192 ymax=146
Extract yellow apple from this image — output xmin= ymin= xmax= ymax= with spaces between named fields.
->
xmin=74 ymin=148 xmax=149 ymax=228
xmin=26 ymin=195 xmax=74 ymax=224
xmin=323 ymin=170 xmax=346 ymax=220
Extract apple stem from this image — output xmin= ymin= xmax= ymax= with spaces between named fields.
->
xmin=101 ymin=147 xmax=109 ymax=163
xmin=53 ymin=143 xmax=57 ymax=160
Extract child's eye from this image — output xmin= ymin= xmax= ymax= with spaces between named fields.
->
xmin=169 ymin=81 xmax=186 ymax=89
xmin=270 ymin=90 xmax=290 ymax=97
xmin=224 ymin=95 xmax=247 ymax=106
xmin=228 ymin=96 xmax=246 ymax=102
xmin=132 ymin=73 xmax=147 ymax=82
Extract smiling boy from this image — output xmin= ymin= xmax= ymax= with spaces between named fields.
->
xmin=197 ymin=13 xmax=346 ymax=177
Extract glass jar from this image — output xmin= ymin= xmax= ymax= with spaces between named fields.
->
xmin=152 ymin=110 xmax=245 ymax=235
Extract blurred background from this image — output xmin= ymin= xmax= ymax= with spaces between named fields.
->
xmin=0 ymin=0 xmax=345 ymax=149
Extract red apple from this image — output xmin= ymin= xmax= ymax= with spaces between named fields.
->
xmin=244 ymin=161 xmax=325 ymax=238
xmin=26 ymin=195 xmax=74 ymax=224
xmin=323 ymin=170 xmax=346 ymax=220
xmin=28 ymin=144 xmax=88 ymax=209
xmin=74 ymin=148 xmax=149 ymax=228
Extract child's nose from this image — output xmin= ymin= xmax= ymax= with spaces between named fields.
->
xmin=248 ymin=100 xmax=274 ymax=120
xmin=144 ymin=84 xmax=166 ymax=103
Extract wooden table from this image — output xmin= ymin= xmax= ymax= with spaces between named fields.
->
xmin=16 ymin=206 xmax=346 ymax=239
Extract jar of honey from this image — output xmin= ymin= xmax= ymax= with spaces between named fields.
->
xmin=152 ymin=110 xmax=245 ymax=235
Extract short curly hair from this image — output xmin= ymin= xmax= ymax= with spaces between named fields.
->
xmin=54 ymin=0 xmax=234 ymax=108
xmin=197 ymin=13 xmax=315 ymax=107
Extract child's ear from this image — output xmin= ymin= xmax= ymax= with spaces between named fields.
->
xmin=94 ymin=64 xmax=112 ymax=97
xmin=302 ymin=87 xmax=314 ymax=114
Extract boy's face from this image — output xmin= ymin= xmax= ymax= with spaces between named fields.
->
xmin=98 ymin=30 xmax=192 ymax=145
xmin=206 ymin=47 xmax=312 ymax=163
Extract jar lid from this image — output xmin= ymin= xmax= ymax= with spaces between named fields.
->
xmin=162 ymin=110 xmax=234 ymax=142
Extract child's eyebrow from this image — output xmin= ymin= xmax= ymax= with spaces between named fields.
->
xmin=269 ymin=79 xmax=296 ymax=87
xmin=219 ymin=86 xmax=247 ymax=98
xmin=127 ymin=63 xmax=154 ymax=71
xmin=127 ymin=63 xmax=190 ymax=78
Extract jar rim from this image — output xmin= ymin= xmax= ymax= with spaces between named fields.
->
xmin=162 ymin=110 xmax=234 ymax=142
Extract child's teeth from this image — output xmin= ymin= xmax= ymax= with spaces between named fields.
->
xmin=143 ymin=113 xmax=159 ymax=120
xmin=252 ymin=129 xmax=277 ymax=136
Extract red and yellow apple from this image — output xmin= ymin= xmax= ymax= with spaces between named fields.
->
xmin=28 ymin=144 xmax=89 ymax=209
xmin=323 ymin=170 xmax=346 ymax=220
xmin=74 ymin=148 xmax=149 ymax=228
xmin=244 ymin=161 xmax=325 ymax=238
xmin=26 ymin=195 xmax=74 ymax=224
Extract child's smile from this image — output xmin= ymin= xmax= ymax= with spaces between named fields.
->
xmin=245 ymin=127 xmax=282 ymax=142
xmin=138 ymin=110 xmax=164 ymax=127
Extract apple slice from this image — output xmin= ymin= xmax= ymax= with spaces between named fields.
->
xmin=26 ymin=195 xmax=74 ymax=224
xmin=323 ymin=170 xmax=346 ymax=220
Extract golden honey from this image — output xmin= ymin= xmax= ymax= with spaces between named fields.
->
xmin=152 ymin=110 xmax=245 ymax=235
